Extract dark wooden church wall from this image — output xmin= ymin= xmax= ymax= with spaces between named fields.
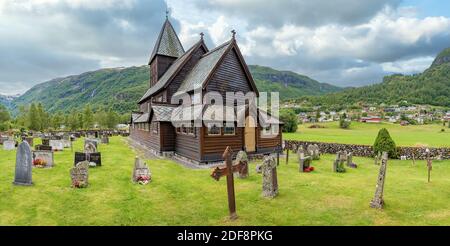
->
xmin=205 ymin=48 xmax=252 ymax=99
xmin=175 ymin=128 xmax=201 ymax=161
xmin=256 ymin=126 xmax=282 ymax=153
xmin=130 ymin=128 xmax=161 ymax=152
xmin=201 ymin=127 xmax=244 ymax=161
xmin=160 ymin=122 xmax=176 ymax=151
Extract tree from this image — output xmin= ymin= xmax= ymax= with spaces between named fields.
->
xmin=68 ymin=109 xmax=79 ymax=130
xmin=16 ymin=105 xmax=29 ymax=129
xmin=51 ymin=111 xmax=63 ymax=130
xmin=36 ymin=103 xmax=49 ymax=130
xmin=339 ymin=115 xmax=351 ymax=129
xmin=28 ymin=103 xmax=40 ymax=131
xmin=105 ymin=109 xmax=119 ymax=129
xmin=0 ymin=105 xmax=11 ymax=131
xmin=83 ymin=105 xmax=94 ymax=130
xmin=280 ymin=108 xmax=298 ymax=133
xmin=373 ymin=128 xmax=397 ymax=158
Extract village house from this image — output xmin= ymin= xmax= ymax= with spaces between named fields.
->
xmin=129 ymin=16 xmax=282 ymax=164
xmin=360 ymin=116 xmax=382 ymax=123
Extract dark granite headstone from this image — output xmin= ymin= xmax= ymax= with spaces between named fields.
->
xmin=13 ymin=141 xmax=33 ymax=186
xmin=41 ymin=138 xmax=50 ymax=146
xmin=74 ymin=152 xmax=102 ymax=167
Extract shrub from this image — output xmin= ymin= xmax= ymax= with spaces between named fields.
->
xmin=373 ymin=128 xmax=397 ymax=158
xmin=339 ymin=117 xmax=351 ymax=129
xmin=280 ymin=109 xmax=298 ymax=133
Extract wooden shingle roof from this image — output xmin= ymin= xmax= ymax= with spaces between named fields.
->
xmin=174 ymin=41 xmax=232 ymax=97
xmin=139 ymin=40 xmax=207 ymax=103
xmin=149 ymin=18 xmax=185 ymax=64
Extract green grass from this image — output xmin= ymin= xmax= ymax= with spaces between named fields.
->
xmin=1 ymin=136 xmax=449 ymax=225
xmin=284 ymin=122 xmax=450 ymax=147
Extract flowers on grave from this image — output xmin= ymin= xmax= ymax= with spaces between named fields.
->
xmin=88 ymin=162 xmax=97 ymax=167
xmin=72 ymin=180 xmax=88 ymax=188
xmin=136 ymin=175 xmax=151 ymax=185
xmin=33 ymin=158 xmax=47 ymax=168
xmin=303 ymin=166 xmax=315 ymax=173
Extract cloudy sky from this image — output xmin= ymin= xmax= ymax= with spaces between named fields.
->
xmin=1 ymin=0 xmax=450 ymax=95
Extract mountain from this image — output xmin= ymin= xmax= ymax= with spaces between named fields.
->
xmin=304 ymin=48 xmax=450 ymax=107
xmin=10 ymin=65 xmax=341 ymax=114
xmin=248 ymin=65 xmax=342 ymax=99
xmin=431 ymin=48 xmax=450 ymax=68
xmin=0 ymin=94 xmax=19 ymax=109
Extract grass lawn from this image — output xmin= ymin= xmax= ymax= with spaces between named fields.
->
xmin=284 ymin=122 xmax=450 ymax=147
xmin=0 ymin=136 xmax=449 ymax=225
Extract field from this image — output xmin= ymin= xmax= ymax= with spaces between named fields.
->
xmin=1 ymin=136 xmax=449 ymax=225
xmin=284 ymin=122 xmax=450 ymax=147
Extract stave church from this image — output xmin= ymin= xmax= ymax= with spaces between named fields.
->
xmin=130 ymin=15 xmax=282 ymax=164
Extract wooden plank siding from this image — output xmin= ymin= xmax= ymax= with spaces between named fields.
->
xmin=130 ymin=127 xmax=160 ymax=152
xmin=160 ymin=122 xmax=176 ymax=151
xmin=204 ymin=48 xmax=252 ymax=98
xmin=256 ymin=126 xmax=282 ymax=153
xmin=151 ymin=55 xmax=177 ymax=87
xmin=201 ymin=127 xmax=244 ymax=161
xmin=175 ymin=128 xmax=201 ymax=161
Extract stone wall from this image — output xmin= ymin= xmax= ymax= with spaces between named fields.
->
xmin=284 ymin=140 xmax=450 ymax=160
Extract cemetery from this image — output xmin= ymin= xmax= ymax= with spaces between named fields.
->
xmin=0 ymin=135 xmax=449 ymax=225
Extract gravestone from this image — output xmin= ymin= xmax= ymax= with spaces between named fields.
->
xmin=370 ymin=152 xmax=388 ymax=209
xmin=298 ymin=155 xmax=312 ymax=173
xmin=13 ymin=141 xmax=33 ymax=186
xmin=101 ymin=135 xmax=110 ymax=144
xmin=0 ymin=135 xmax=8 ymax=144
xmin=70 ymin=161 xmax=89 ymax=188
xmin=291 ymin=144 xmax=298 ymax=154
xmin=84 ymin=142 xmax=97 ymax=153
xmin=35 ymin=145 xmax=53 ymax=151
xmin=41 ymin=138 xmax=50 ymax=146
xmin=49 ymin=140 xmax=64 ymax=151
xmin=261 ymin=155 xmax=278 ymax=198
xmin=333 ymin=151 xmax=346 ymax=173
xmin=84 ymin=139 xmax=98 ymax=149
xmin=346 ymin=152 xmax=357 ymax=168
xmin=62 ymin=139 xmax=71 ymax=148
xmin=234 ymin=150 xmax=249 ymax=179
xmin=400 ymin=155 xmax=407 ymax=160
xmin=3 ymin=140 xmax=16 ymax=151
xmin=255 ymin=164 xmax=263 ymax=174
xmin=23 ymin=137 xmax=34 ymax=147
xmin=132 ymin=157 xmax=151 ymax=184
xmin=74 ymin=152 xmax=102 ymax=167
xmin=307 ymin=144 xmax=320 ymax=160
xmin=32 ymin=150 xmax=54 ymax=168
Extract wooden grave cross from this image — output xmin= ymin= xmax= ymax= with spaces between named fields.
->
xmin=210 ymin=146 xmax=245 ymax=220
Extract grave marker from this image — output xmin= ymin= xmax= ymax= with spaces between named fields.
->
xmin=32 ymin=150 xmax=54 ymax=168
xmin=370 ymin=152 xmax=388 ymax=209
xmin=261 ymin=155 xmax=278 ymax=198
xmin=3 ymin=140 xmax=15 ymax=151
xmin=13 ymin=141 xmax=33 ymax=186
xmin=132 ymin=157 xmax=151 ymax=184
xmin=70 ymin=161 xmax=89 ymax=188
xmin=210 ymin=146 xmax=238 ymax=220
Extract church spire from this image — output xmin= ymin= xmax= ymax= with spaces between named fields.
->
xmin=149 ymin=16 xmax=185 ymax=65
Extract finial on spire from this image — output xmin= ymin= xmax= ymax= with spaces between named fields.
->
xmin=165 ymin=8 xmax=169 ymax=19
xmin=200 ymin=32 xmax=204 ymax=40
xmin=231 ymin=30 xmax=236 ymax=39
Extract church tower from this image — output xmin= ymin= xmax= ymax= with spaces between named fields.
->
xmin=148 ymin=15 xmax=185 ymax=87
